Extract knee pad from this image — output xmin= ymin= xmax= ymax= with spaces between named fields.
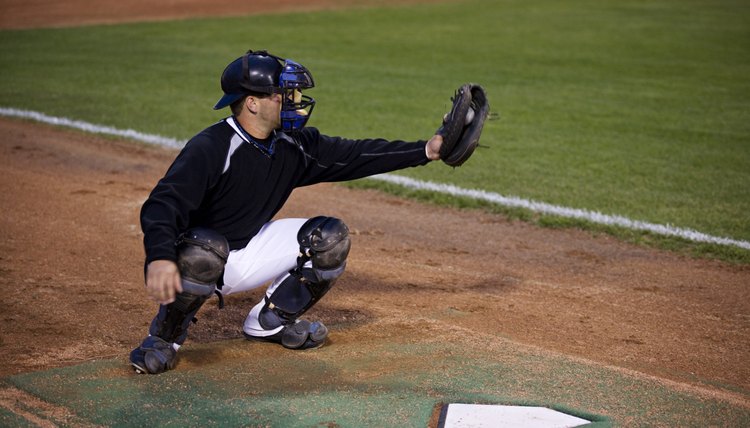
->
xmin=175 ymin=227 xmax=229 ymax=294
xmin=297 ymin=216 xmax=351 ymax=282
xmin=151 ymin=228 xmax=229 ymax=344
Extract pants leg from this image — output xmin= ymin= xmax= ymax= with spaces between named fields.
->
xmin=221 ymin=218 xmax=308 ymax=336
xmin=221 ymin=218 xmax=308 ymax=294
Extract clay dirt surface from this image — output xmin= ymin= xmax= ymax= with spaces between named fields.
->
xmin=0 ymin=0 xmax=749 ymax=419
xmin=0 ymin=0 xmax=446 ymax=30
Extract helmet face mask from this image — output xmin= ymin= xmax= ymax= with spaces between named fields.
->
xmin=278 ymin=58 xmax=315 ymax=131
xmin=281 ymin=88 xmax=315 ymax=132
xmin=215 ymin=50 xmax=316 ymax=132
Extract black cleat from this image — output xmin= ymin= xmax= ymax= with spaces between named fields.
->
xmin=129 ymin=347 xmax=148 ymax=374
xmin=129 ymin=336 xmax=177 ymax=374
xmin=244 ymin=320 xmax=328 ymax=350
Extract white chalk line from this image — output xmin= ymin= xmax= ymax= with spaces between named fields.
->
xmin=0 ymin=107 xmax=185 ymax=149
xmin=369 ymin=174 xmax=750 ymax=250
xmin=2 ymin=106 xmax=748 ymax=251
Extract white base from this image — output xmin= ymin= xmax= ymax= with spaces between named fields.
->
xmin=439 ymin=404 xmax=590 ymax=428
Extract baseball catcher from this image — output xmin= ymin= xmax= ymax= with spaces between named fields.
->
xmin=130 ymin=49 xmax=490 ymax=374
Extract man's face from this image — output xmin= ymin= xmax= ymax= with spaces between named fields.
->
xmin=256 ymin=93 xmax=282 ymax=129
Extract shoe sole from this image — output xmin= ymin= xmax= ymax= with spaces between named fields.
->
xmin=131 ymin=362 xmax=148 ymax=374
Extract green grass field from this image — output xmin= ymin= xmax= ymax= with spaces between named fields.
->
xmin=1 ymin=0 xmax=748 ymax=260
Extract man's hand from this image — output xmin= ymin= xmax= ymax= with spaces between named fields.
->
xmin=145 ymin=260 xmax=182 ymax=305
xmin=426 ymin=134 xmax=443 ymax=160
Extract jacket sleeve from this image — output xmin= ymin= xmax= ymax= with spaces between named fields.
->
xmin=140 ymin=135 xmax=226 ymax=264
xmin=295 ymin=127 xmax=431 ymax=186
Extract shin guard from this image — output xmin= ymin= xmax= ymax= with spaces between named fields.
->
xmin=244 ymin=217 xmax=350 ymax=349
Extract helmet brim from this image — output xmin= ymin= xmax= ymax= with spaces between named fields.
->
xmin=213 ymin=93 xmax=245 ymax=110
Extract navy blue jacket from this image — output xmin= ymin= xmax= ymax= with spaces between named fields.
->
xmin=140 ymin=117 xmax=430 ymax=263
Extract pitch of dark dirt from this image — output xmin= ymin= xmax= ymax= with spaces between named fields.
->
xmin=0 ymin=117 xmax=748 ymax=405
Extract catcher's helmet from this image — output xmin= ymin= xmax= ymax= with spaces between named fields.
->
xmin=213 ymin=50 xmax=315 ymax=131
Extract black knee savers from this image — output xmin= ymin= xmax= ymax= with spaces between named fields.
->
xmin=297 ymin=215 xmax=351 ymax=277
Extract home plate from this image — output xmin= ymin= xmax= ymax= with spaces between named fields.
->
xmin=438 ymin=404 xmax=591 ymax=428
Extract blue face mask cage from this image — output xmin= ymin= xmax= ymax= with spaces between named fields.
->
xmin=279 ymin=59 xmax=316 ymax=132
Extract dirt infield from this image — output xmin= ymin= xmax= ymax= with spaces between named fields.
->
xmin=1 ymin=116 xmax=749 ymax=400
xmin=0 ymin=0 xmax=749 ymax=422
xmin=0 ymin=0 xmax=446 ymax=30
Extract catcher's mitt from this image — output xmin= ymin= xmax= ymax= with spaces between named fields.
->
xmin=436 ymin=83 xmax=490 ymax=167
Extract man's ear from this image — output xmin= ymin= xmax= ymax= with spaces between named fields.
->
xmin=245 ymin=96 xmax=259 ymax=115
